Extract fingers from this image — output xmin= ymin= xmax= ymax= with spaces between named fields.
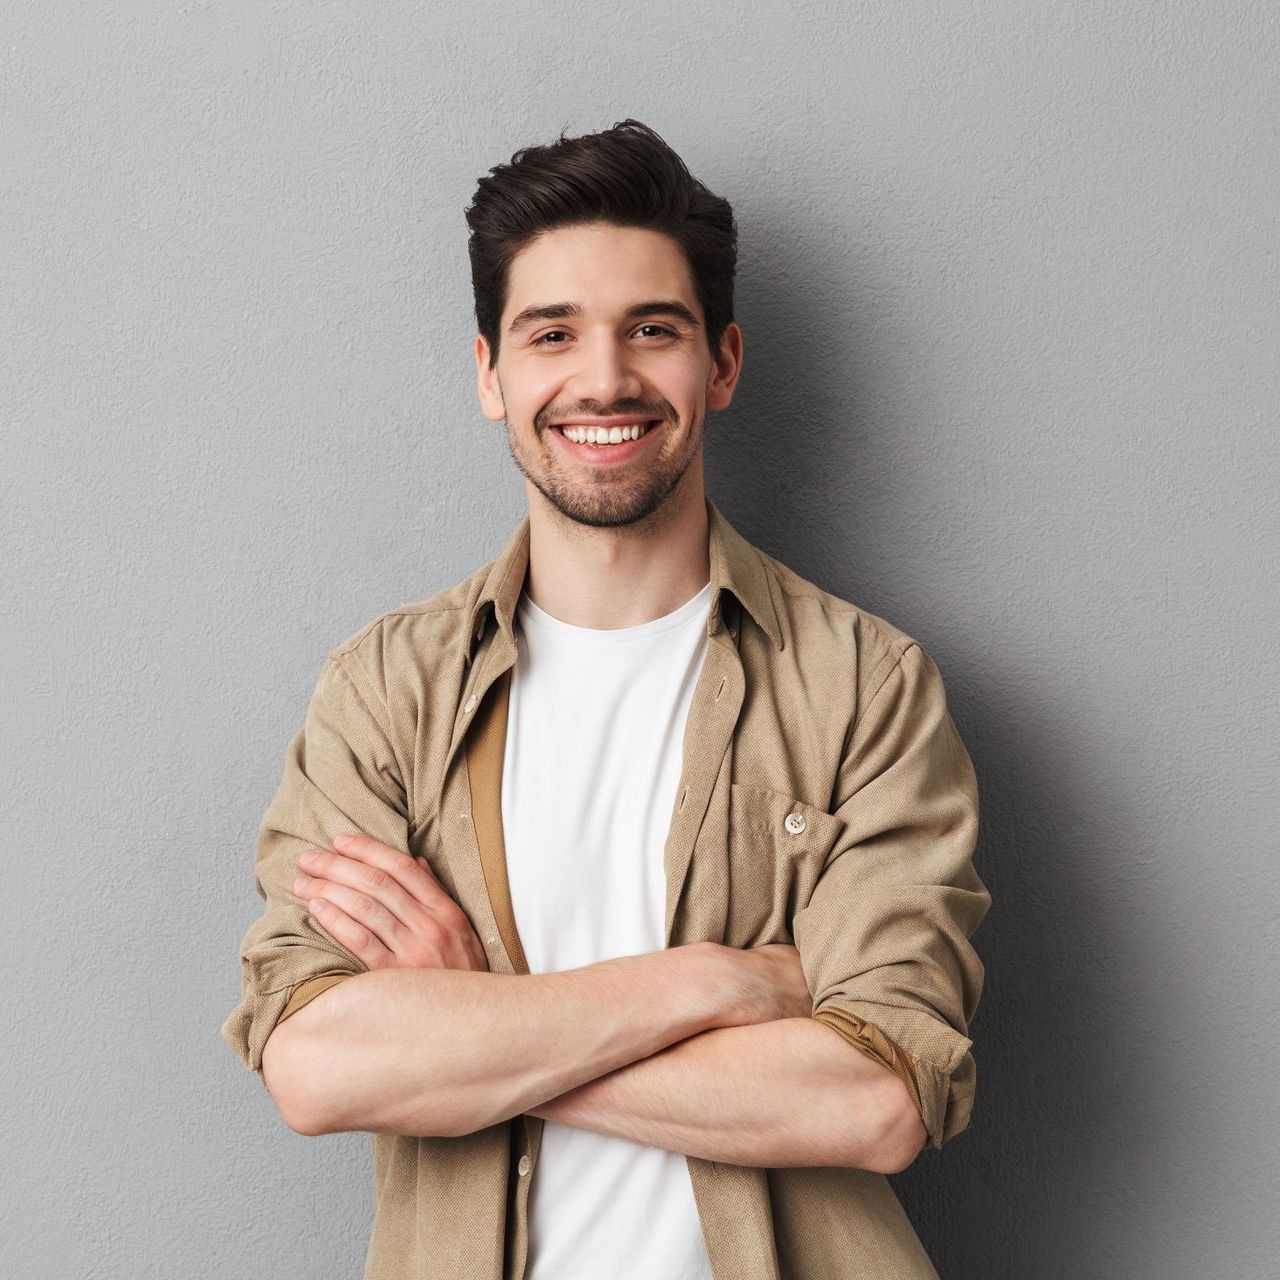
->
xmin=293 ymin=838 xmax=427 ymax=931
xmin=293 ymin=831 xmax=488 ymax=974
xmin=306 ymin=897 xmax=395 ymax=967
xmin=296 ymin=871 xmax=411 ymax=948
xmin=332 ymin=832 xmax=457 ymax=913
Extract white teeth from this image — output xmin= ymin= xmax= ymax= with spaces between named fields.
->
xmin=560 ymin=422 xmax=653 ymax=445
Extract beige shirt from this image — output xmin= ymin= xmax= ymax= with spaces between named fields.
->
xmin=221 ymin=496 xmax=992 ymax=1279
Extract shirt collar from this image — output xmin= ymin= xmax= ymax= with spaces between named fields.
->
xmin=465 ymin=495 xmax=784 ymax=664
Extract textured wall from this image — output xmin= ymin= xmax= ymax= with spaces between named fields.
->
xmin=3 ymin=2 xmax=1277 ymax=1276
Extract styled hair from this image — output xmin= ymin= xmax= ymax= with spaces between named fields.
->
xmin=465 ymin=118 xmax=738 ymax=368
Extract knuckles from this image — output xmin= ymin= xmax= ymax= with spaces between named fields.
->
xmin=363 ymin=867 xmax=392 ymax=893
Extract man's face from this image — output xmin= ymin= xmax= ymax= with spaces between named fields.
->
xmin=475 ymin=221 xmax=741 ymax=529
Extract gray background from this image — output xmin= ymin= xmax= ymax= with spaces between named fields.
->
xmin=3 ymin=2 xmax=1277 ymax=1277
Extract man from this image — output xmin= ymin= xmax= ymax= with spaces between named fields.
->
xmin=222 ymin=118 xmax=991 ymax=1280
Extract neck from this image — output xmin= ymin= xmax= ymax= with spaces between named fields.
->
xmin=522 ymin=483 xmax=711 ymax=631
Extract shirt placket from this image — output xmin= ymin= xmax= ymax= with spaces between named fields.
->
xmin=665 ymin=603 xmax=784 ymax=1280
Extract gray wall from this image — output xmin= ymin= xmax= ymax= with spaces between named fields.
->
xmin=4 ymin=3 xmax=1276 ymax=1276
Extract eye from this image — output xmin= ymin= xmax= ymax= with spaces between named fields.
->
xmin=530 ymin=323 xmax=679 ymax=348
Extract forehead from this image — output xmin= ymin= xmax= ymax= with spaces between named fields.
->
xmin=502 ymin=222 xmax=697 ymax=320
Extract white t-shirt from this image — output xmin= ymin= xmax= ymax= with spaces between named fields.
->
xmin=503 ymin=578 xmax=716 ymax=1280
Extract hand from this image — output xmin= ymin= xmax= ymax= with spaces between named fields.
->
xmin=292 ymin=831 xmax=490 ymax=973
xmin=702 ymin=941 xmax=813 ymax=1028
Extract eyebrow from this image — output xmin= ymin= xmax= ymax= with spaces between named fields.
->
xmin=506 ymin=299 xmax=702 ymax=335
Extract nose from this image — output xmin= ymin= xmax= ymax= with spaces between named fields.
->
xmin=568 ymin=331 xmax=644 ymax=403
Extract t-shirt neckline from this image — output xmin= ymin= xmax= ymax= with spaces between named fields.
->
xmin=516 ymin=580 xmax=712 ymax=643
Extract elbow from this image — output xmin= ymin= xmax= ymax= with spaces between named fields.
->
xmin=280 ymin=1106 xmax=330 ymax=1138
xmin=259 ymin=1017 xmax=472 ymax=1139
xmin=280 ymin=1097 xmax=332 ymax=1138
xmin=874 ymin=1127 xmax=928 ymax=1175
xmin=868 ymin=1082 xmax=929 ymax=1174
xmin=260 ymin=1019 xmax=333 ymax=1136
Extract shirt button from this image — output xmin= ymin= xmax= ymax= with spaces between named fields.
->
xmin=517 ymin=1155 xmax=531 ymax=1176
xmin=463 ymin=693 xmax=478 ymax=714
xmin=784 ymin=812 xmax=807 ymax=835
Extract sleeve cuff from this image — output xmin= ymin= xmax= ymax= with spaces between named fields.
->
xmin=814 ymin=1005 xmax=925 ymax=1123
xmin=812 ymin=1004 xmax=969 ymax=1152
xmin=279 ymin=970 xmax=357 ymax=1022
xmin=221 ymin=961 xmax=364 ymax=1080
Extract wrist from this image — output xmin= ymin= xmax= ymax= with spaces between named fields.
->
xmin=670 ymin=940 xmax=740 ymax=1033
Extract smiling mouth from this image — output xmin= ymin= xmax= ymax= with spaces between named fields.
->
xmin=551 ymin=420 xmax=661 ymax=447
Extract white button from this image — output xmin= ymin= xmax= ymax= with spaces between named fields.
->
xmin=784 ymin=812 xmax=806 ymax=834
xmin=517 ymin=1155 xmax=531 ymax=1176
xmin=463 ymin=693 xmax=477 ymax=714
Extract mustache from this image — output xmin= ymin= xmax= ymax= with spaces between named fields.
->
xmin=540 ymin=408 xmax=670 ymax=426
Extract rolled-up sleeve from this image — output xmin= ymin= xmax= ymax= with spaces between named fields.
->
xmin=220 ymin=648 xmax=410 ymax=1081
xmin=793 ymin=641 xmax=991 ymax=1151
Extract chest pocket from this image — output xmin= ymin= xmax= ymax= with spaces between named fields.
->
xmin=724 ymin=782 xmax=849 ymax=948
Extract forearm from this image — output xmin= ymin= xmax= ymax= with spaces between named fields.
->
xmin=526 ymin=1017 xmax=903 ymax=1171
xmin=264 ymin=944 xmax=723 ymax=1137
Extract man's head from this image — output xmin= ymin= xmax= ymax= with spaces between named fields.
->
xmin=466 ymin=119 xmax=743 ymax=530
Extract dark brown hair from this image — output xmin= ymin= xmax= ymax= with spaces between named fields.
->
xmin=465 ymin=118 xmax=738 ymax=368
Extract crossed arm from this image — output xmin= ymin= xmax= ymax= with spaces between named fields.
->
xmin=261 ymin=835 xmax=925 ymax=1174
xmin=521 ymin=1013 xmax=923 ymax=1172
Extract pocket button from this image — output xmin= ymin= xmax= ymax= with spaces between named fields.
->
xmin=784 ymin=812 xmax=807 ymax=835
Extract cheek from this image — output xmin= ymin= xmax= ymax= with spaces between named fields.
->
xmin=516 ymin=364 xmax=562 ymax=402
xmin=668 ymin=365 xmax=710 ymax=411
xmin=496 ymin=361 xmax=558 ymax=414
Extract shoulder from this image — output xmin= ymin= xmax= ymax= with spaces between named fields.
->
xmin=318 ymin=558 xmax=494 ymax=695
xmin=757 ymin=545 xmax=926 ymax=705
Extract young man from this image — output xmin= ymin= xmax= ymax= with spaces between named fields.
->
xmin=222 ymin=119 xmax=991 ymax=1280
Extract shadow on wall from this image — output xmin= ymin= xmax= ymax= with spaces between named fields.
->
xmin=707 ymin=224 xmax=1173 ymax=1279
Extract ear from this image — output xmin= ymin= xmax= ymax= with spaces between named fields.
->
xmin=705 ymin=322 xmax=743 ymax=412
xmin=475 ymin=335 xmax=506 ymax=422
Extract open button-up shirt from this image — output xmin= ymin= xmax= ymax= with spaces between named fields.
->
xmin=222 ymin=496 xmax=992 ymax=1280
